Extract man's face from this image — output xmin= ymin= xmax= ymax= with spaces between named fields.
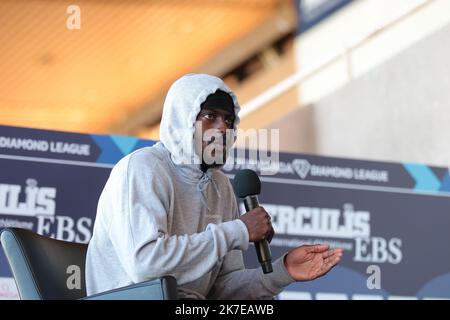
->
xmin=194 ymin=107 xmax=235 ymax=168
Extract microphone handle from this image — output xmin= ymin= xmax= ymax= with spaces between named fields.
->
xmin=243 ymin=195 xmax=273 ymax=274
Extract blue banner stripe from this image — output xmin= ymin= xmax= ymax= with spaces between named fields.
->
xmin=110 ymin=135 xmax=139 ymax=156
xmin=90 ymin=135 xmax=156 ymax=164
xmin=90 ymin=135 xmax=124 ymax=164
xmin=403 ymin=163 xmax=441 ymax=192
xmin=439 ymin=170 xmax=450 ymax=192
xmin=134 ymin=139 xmax=156 ymax=150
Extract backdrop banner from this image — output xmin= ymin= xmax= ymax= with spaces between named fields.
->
xmin=1 ymin=124 xmax=449 ymax=300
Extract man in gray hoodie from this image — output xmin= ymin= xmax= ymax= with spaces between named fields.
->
xmin=85 ymin=73 xmax=343 ymax=299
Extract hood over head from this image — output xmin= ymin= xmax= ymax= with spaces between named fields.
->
xmin=160 ymin=73 xmax=241 ymax=168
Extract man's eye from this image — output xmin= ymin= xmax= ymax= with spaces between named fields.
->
xmin=203 ymin=113 xmax=215 ymax=120
xmin=225 ymin=118 xmax=234 ymax=126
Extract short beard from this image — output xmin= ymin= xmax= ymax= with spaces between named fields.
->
xmin=201 ymin=162 xmax=218 ymax=172
xmin=201 ymin=147 xmax=227 ymax=172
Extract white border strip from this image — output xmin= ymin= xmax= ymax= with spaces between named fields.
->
xmin=0 ymin=154 xmax=114 ymax=168
xmin=225 ymin=174 xmax=450 ymax=198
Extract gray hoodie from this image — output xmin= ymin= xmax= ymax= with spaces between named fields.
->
xmin=85 ymin=74 xmax=294 ymax=299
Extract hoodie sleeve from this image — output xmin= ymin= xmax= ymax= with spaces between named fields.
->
xmin=206 ymin=197 xmax=295 ymax=299
xmin=104 ymin=154 xmax=249 ymax=285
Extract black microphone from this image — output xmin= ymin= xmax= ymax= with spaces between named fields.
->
xmin=233 ymin=169 xmax=273 ymax=274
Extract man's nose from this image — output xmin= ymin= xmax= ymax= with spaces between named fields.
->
xmin=214 ymin=117 xmax=228 ymax=134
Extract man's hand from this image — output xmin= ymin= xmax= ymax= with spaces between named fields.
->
xmin=284 ymin=244 xmax=343 ymax=281
xmin=239 ymin=207 xmax=274 ymax=243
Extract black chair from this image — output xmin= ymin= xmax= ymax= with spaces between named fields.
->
xmin=0 ymin=227 xmax=178 ymax=300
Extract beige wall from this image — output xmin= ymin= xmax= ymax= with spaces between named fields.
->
xmin=269 ymin=20 xmax=450 ymax=167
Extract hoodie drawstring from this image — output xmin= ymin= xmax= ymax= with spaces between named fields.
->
xmin=196 ymin=171 xmax=221 ymax=211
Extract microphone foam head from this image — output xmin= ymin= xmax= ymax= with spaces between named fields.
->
xmin=232 ymin=169 xmax=261 ymax=198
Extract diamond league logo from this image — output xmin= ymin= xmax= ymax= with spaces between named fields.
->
xmin=291 ymin=159 xmax=311 ymax=179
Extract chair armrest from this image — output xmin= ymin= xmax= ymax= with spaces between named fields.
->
xmin=82 ymin=276 xmax=178 ymax=300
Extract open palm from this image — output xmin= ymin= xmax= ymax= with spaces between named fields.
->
xmin=284 ymin=244 xmax=343 ymax=281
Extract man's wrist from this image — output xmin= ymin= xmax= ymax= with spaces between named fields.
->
xmin=220 ymin=219 xmax=249 ymax=251
xmin=283 ymin=251 xmax=296 ymax=280
xmin=234 ymin=219 xmax=250 ymax=248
